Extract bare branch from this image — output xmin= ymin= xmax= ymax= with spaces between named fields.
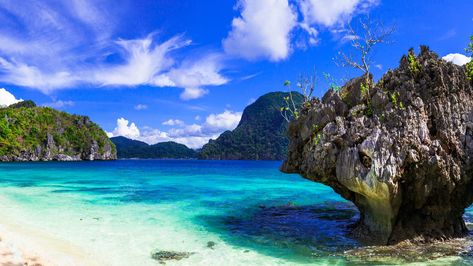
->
xmin=336 ymin=16 xmax=395 ymax=79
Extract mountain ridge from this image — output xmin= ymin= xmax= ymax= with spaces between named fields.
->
xmin=111 ymin=136 xmax=197 ymax=159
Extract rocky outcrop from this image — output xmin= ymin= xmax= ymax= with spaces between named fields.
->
xmin=0 ymin=103 xmax=116 ymax=162
xmin=281 ymin=47 xmax=473 ymax=245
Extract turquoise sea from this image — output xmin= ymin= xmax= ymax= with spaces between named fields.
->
xmin=0 ymin=160 xmax=472 ymax=265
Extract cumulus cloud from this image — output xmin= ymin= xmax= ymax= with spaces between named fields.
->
xmin=110 ymin=118 xmax=140 ymax=139
xmin=108 ymin=110 xmax=242 ymax=149
xmin=0 ymin=1 xmax=227 ymax=99
xmin=222 ymin=0 xmax=379 ymax=61
xmin=204 ymin=110 xmax=242 ymax=131
xmin=223 ymin=0 xmax=298 ymax=61
xmin=299 ymin=0 xmax=378 ymax=28
xmin=442 ymin=53 xmax=471 ymax=66
xmin=0 ymin=88 xmax=23 ymax=107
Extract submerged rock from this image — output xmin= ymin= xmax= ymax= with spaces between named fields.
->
xmin=281 ymin=47 xmax=473 ymax=245
xmin=206 ymin=241 xmax=217 ymax=249
xmin=150 ymin=250 xmax=195 ymax=264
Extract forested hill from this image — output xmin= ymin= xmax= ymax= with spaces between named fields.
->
xmin=0 ymin=101 xmax=116 ymax=161
xmin=111 ymin=136 xmax=197 ymax=159
xmin=198 ymin=91 xmax=303 ymax=160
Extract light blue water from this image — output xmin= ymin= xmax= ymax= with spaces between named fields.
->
xmin=0 ymin=160 xmax=471 ymax=265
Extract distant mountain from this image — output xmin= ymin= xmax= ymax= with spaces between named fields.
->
xmin=111 ymin=136 xmax=197 ymax=159
xmin=199 ymin=91 xmax=304 ymax=160
xmin=0 ymin=101 xmax=116 ymax=161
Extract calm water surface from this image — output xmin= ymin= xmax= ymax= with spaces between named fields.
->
xmin=0 ymin=160 xmax=472 ymax=265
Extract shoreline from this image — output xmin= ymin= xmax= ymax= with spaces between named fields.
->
xmin=0 ymin=212 xmax=98 ymax=266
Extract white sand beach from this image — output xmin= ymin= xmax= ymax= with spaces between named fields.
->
xmin=0 ymin=215 xmax=98 ymax=266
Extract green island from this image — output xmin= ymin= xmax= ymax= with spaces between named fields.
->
xmin=0 ymin=101 xmax=116 ymax=161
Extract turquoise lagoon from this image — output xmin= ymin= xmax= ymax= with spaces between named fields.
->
xmin=0 ymin=160 xmax=472 ymax=265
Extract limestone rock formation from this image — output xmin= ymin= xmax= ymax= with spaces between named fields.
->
xmin=281 ymin=46 xmax=473 ymax=245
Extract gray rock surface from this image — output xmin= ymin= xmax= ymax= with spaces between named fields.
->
xmin=281 ymin=47 xmax=473 ymax=245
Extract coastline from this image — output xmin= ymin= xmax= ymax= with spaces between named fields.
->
xmin=0 ymin=160 xmax=472 ymax=266
xmin=0 ymin=209 xmax=98 ymax=266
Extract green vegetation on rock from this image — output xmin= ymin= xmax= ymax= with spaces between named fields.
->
xmin=0 ymin=102 xmax=116 ymax=161
xmin=199 ymin=91 xmax=304 ymax=160
xmin=466 ymin=36 xmax=473 ymax=80
xmin=111 ymin=136 xmax=196 ymax=159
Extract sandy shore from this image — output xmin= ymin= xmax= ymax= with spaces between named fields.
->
xmin=0 ymin=216 xmax=99 ymax=266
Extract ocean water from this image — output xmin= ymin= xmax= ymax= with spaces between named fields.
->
xmin=0 ymin=160 xmax=472 ymax=265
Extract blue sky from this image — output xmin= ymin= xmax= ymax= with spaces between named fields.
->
xmin=0 ymin=0 xmax=471 ymax=148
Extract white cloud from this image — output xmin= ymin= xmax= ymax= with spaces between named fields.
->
xmin=298 ymin=0 xmax=379 ymax=45
xmin=162 ymin=119 xmax=184 ymax=126
xmin=205 ymin=110 xmax=242 ymax=131
xmin=180 ymin=88 xmax=209 ymax=100
xmin=223 ymin=0 xmax=297 ymax=61
xmin=442 ymin=53 xmax=471 ymax=66
xmin=95 ymin=35 xmax=190 ymax=87
xmin=0 ymin=2 xmax=227 ymax=99
xmin=108 ymin=110 xmax=242 ymax=149
xmin=153 ymin=54 xmax=228 ymax=100
xmin=69 ymin=0 xmax=114 ymax=39
xmin=222 ymin=0 xmax=379 ymax=61
xmin=110 ymin=118 xmax=140 ymax=139
xmin=44 ymin=100 xmax=75 ymax=109
xmin=134 ymin=104 xmax=148 ymax=110
xmin=0 ymin=88 xmax=23 ymax=107
xmin=299 ymin=0 xmax=379 ymax=28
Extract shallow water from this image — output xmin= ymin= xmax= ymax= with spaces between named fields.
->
xmin=0 ymin=160 xmax=472 ymax=265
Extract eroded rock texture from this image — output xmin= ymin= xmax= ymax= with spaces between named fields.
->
xmin=281 ymin=47 xmax=473 ymax=245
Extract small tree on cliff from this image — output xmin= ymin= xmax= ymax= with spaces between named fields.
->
xmin=336 ymin=16 xmax=395 ymax=98
xmin=466 ymin=35 xmax=473 ymax=80
xmin=281 ymin=69 xmax=317 ymax=122
xmin=466 ymin=35 xmax=473 ymax=55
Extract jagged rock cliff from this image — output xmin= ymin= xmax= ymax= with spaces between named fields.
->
xmin=281 ymin=47 xmax=473 ymax=245
xmin=0 ymin=102 xmax=116 ymax=161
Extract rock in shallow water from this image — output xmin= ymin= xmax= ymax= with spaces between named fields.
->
xmin=207 ymin=241 xmax=217 ymax=249
xmin=282 ymin=46 xmax=473 ymax=245
xmin=150 ymin=250 xmax=195 ymax=264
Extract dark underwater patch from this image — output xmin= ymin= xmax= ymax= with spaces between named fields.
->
xmin=196 ymin=201 xmax=360 ymax=263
